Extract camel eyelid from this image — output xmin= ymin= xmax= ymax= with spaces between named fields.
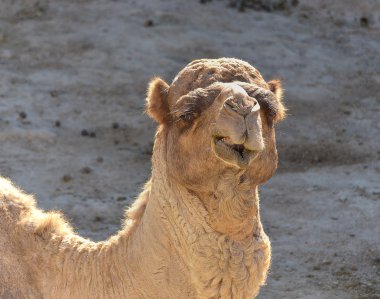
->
xmin=241 ymin=88 xmax=279 ymax=119
xmin=259 ymin=98 xmax=278 ymax=118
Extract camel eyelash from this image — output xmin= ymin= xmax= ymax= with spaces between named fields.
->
xmin=172 ymin=104 xmax=200 ymax=123
xmin=238 ymin=85 xmax=279 ymax=120
xmin=173 ymin=88 xmax=220 ymax=122
xmin=256 ymin=97 xmax=279 ymax=119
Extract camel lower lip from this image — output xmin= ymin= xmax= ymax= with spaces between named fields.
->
xmin=213 ymin=137 xmax=257 ymax=168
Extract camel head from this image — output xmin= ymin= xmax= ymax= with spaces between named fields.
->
xmin=146 ymin=58 xmax=286 ymax=190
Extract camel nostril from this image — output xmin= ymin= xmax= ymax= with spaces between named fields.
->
xmin=224 ymin=97 xmax=239 ymax=112
xmin=224 ymin=97 xmax=258 ymax=116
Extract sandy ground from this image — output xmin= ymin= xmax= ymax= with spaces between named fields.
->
xmin=0 ymin=0 xmax=379 ymax=298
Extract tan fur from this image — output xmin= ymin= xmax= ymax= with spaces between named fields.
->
xmin=0 ymin=58 xmax=285 ymax=299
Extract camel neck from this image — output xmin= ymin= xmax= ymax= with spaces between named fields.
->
xmin=141 ymin=160 xmax=269 ymax=298
xmin=151 ymin=129 xmax=261 ymax=242
xmin=95 ymin=130 xmax=269 ymax=298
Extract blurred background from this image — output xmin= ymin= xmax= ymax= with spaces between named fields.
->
xmin=0 ymin=0 xmax=379 ymax=298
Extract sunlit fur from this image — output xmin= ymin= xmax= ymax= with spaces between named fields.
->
xmin=0 ymin=58 xmax=285 ymax=299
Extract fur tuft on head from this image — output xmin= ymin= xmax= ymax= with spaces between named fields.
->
xmin=268 ymin=79 xmax=286 ymax=122
xmin=146 ymin=77 xmax=170 ymax=124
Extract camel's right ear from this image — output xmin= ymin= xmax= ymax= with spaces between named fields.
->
xmin=268 ymin=79 xmax=286 ymax=122
xmin=146 ymin=77 xmax=170 ymax=124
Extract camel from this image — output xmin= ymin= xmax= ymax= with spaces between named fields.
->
xmin=0 ymin=58 xmax=286 ymax=299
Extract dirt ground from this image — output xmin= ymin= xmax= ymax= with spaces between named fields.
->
xmin=0 ymin=0 xmax=379 ymax=298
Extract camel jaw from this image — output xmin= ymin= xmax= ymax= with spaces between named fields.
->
xmin=212 ymin=136 xmax=259 ymax=168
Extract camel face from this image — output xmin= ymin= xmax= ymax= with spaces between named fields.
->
xmin=146 ymin=58 xmax=286 ymax=189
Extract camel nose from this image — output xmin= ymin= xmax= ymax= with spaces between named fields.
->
xmin=224 ymin=96 xmax=259 ymax=117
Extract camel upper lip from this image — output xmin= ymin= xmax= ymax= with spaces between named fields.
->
xmin=213 ymin=136 xmax=258 ymax=168
xmin=215 ymin=137 xmax=248 ymax=157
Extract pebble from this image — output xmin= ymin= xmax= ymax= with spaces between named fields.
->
xmin=50 ymin=90 xmax=59 ymax=97
xmin=81 ymin=167 xmax=92 ymax=174
xmin=144 ymin=20 xmax=154 ymax=27
xmin=81 ymin=129 xmax=89 ymax=136
xmin=19 ymin=111 xmax=27 ymax=119
xmin=62 ymin=174 xmax=72 ymax=183
xmin=112 ymin=122 xmax=119 ymax=129
xmin=338 ymin=196 xmax=348 ymax=202
xmin=360 ymin=17 xmax=369 ymax=27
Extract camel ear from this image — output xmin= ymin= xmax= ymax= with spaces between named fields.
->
xmin=268 ymin=80 xmax=283 ymax=102
xmin=268 ymin=79 xmax=286 ymax=122
xmin=146 ymin=77 xmax=170 ymax=124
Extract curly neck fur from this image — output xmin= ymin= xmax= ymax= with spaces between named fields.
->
xmin=137 ymin=130 xmax=272 ymax=299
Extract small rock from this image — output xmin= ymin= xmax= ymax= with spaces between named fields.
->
xmin=306 ymin=186 xmax=316 ymax=192
xmin=89 ymin=132 xmax=96 ymax=138
xmin=94 ymin=216 xmax=103 ymax=222
xmin=81 ymin=167 xmax=92 ymax=174
xmin=81 ymin=129 xmax=89 ymax=136
xmin=338 ymin=195 xmax=348 ymax=202
xmin=144 ymin=19 xmax=154 ymax=27
xmin=112 ymin=122 xmax=119 ymax=129
xmin=96 ymin=156 xmax=104 ymax=163
xmin=117 ymin=196 xmax=127 ymax=201
xmin=54 ymin=120 xmax=61 ymax=127
xmin=50 ymin=90 xmax=59 ymax=97
xmin=62 ymin=174 xmax=72 ymax=183
xmin=360 ymin=17 xmax=369 ymax=28
xmin=19 ymin=111 xmax=27 ymax=119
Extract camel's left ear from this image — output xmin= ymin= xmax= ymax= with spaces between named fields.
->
xmin=268 ymin=80 xmax=283 ymax=103
xmin=146 ymin=77 xmax=170 ymax=124
xmin=268 ymin=79 xmax=286 ymax=122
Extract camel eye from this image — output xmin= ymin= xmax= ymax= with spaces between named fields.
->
xmin=179 ymin=113 xmax=195 ymax=122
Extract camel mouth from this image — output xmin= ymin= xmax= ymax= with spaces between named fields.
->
xmin=212 ymin=136 xmax=258 ymax=168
